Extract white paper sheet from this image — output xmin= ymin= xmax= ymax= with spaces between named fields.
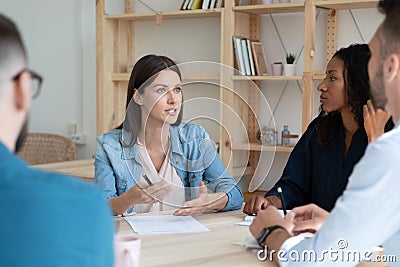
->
xmin=235 ymin=210 xmax=290 ymax=226
xmin=124 ymin=215 xmax=210 ymax=234
xmin=233 ymin=231 xmax=263 ymax=250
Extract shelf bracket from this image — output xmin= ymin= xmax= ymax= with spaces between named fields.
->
xmin=136 ymin=0 xmax=163 ymax=25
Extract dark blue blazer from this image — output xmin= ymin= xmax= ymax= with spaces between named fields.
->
xmin=266 ymin=117 xmax=368 ymax=211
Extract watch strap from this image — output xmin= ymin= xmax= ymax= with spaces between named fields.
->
xmin=256 ymin=225 xmax=286 ymax=247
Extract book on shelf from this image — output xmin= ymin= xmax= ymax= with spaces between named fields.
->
xmin=181 ymin=0 xmax=197 ymax=10
xmin=232 ymin=36 xmax=258 ymax=76
xmin=232 ymin=36 xmax=246 ymax=75
xmin=232 ymin=38 xmax=239 ymax=73
xmin=181 ymin=0 xmax=191 ymax=10
xmin=216 ymin=0 xmax=224 ymax=8
xmin=209 ymin=0 xmax=217 ymax=9
xmin=246 ymin=39 xmax=256 ymax=76
xmin=241 ymin=38 xmax=251 ymax=76
xmin=191 ymin=0 xmax=203 ymax=9
xmin=181 ymin=0 xmax=223 ymax=10
xmin=188 ymin=0 xmax=195 ymax=10
xmin=202 ymin=0 xmax=210 ymax=9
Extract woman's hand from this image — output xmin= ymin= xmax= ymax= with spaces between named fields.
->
xmin=127 ymin=180 xmax=173 ymax=205
xmin=110 ymin=180 xmax=172 ymax=214
xmin=363 ymin=100 xmax=391 ymax=143
xmin=243 ymin=195 xmax=282 ymax=215
xmin=243 ymin=196 xmax=270 ymax=215
xmin=173 ymin=181 xmax=228 ymax=216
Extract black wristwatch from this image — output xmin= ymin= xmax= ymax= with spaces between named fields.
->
xmin=256 ymin=225 xmax=287 ymax=247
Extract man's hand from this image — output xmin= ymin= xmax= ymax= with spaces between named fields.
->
xmin=290 ymin=203 xmax=329 ymax=234
xmin=243 ymin=195 xmax=282 ymax=215
xmin=250 ymin=205 xmax=293 ymax=264
xmin=363 ymin=100 xmax=391 ymax=143
xmin=173 ymin=181 xmax=228 ymax=216
xmin=249 ymin=205 xmax=294 ymax=239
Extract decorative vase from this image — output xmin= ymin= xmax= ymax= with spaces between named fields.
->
xmin=272 ymin=63 xmax=283 ymax=76
xmin=284 ymin=63 xmax=295 ymax=76
xmin=262 ymin=127 xmax=277 ymax=146
xmin=281 ymin=125 xmax=290 ymax=146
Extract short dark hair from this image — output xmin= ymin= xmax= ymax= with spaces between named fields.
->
xmin=0 ymin=14 xmax=27 ymax=82
xmin=118 ymin=54 xmax=183 ymax=147
xmin=377 ymin=0 xmax=400 ymax=60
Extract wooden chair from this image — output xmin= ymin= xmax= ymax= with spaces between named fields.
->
xmin=17 ymin=133 xmax=77 ymax=165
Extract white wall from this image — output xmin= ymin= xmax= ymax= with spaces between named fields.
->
xmin=2 ymin=0 xmax=96 ymax=159
xmin=1 ymin=1 xmax=384 ymax=186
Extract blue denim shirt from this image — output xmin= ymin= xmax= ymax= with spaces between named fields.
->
xmin=94 ymin=123 xmax=243 ymax=213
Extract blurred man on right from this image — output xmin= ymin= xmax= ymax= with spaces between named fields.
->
xmin=249 ymin=0 xmax=400 ymax=265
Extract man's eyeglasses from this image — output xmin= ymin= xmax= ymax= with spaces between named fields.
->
xmin=12 ymin=68 xmax=43 ymax=99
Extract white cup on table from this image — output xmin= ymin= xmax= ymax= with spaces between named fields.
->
xmin=114 ymin=235 xmax=141 ymax=267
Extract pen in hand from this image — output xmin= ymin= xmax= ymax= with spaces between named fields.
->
xmin=142 ymin=174 xmax=153 ymax=186
xmin=277 ymin=187 xmax=287 ymax=216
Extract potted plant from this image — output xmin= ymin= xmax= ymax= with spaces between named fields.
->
xmin=284 ymin=52 xmax=296 ymax=76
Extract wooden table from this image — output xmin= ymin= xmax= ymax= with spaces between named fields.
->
xmin=34 ymin=159 xmax=94 ymax=182
xmin=115 ymin=209 xmax=271 ymax=267
xmin=34 ymin=161 xmax=385 ymax=267
xmin=115 ymin=209 xmax=386 ymax=267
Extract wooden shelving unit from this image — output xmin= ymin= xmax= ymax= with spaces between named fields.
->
xmin=233 ymin=2 xmax=305 ymax=14
xmin=106 ymin=8 xmax=222 ymax=21
xmin=315 ymin=0 xmax=378 ymax=10
xmin=219 ymin=0 xmax=306 ymax=185
xmin=231 ymin=143 xmax=294 ymax=153
xmin=232 ymin=75 xmax=302 ymax=81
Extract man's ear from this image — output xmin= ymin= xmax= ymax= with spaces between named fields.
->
xmin=384 ymin=54 xmax=400 ymax=82
xmin=13 ymin=71 xmax=31 ymax=112
xmin=133 ymin=89 xmax=142 ymax=105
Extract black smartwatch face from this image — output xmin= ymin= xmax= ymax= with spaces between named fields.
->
xmin=257 ymin=228 xmax=271 ymax=246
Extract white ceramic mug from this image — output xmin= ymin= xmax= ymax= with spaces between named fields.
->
xmin=114 ymin=235 xmax=141 ymax=267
